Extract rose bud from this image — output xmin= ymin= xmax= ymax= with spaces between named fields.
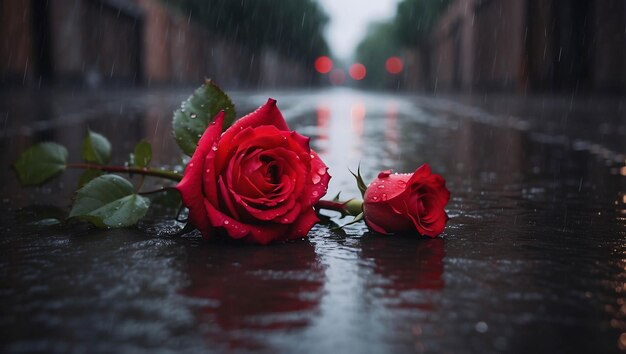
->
xmin=363 ymin=165 xmax=450 ymax=237
xmin=176 ymin=98 xmax=331 ymax=244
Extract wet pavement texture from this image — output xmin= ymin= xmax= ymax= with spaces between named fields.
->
xmin=0 ymin=87 xmax=625 ymax=353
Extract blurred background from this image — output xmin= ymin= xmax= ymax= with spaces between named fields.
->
xmin=2 ymin=0 xmax=624 ymax=93
xmin=1 ymin=1 xmax=626 ymax=353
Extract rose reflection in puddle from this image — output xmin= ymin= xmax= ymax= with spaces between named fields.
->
xmin=359 ymin=236 xmax=445 ymax=310
xmin=181 ymin=240 xmax=324 ymax=351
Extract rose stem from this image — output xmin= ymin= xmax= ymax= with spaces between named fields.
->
xmin=65 ymin=163 xmax=183 ymax=182
xmin=315 ymin=199 xmax=363 ymax=217
xmin=138 ymin=187 xmax=178 ymax=196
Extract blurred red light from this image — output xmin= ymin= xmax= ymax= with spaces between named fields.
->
xmin=385 ymin=57 xmax=403 ymax=74
xmin=314 ymin=56 xmax=333 ymax=74
xmin=329 ymin=69 xmax=346 ymax=85
xmin=349 ymin=63 xmax=366 ymax=81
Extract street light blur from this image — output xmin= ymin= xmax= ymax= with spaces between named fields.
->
xmin=349 ymin=63 xmax=367 ymax=81
xmin=314 ymin=56 xmax=334 ymax=74
xmin=385 ymin=57 xmax=403 ymax=74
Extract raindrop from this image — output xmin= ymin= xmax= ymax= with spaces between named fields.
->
xmin=190 ymin=113 xmax=198 ymax=119
xmin=475 ymin=322 xmax=488 ymax=333
xmin=378 ymin=185 xmax=385 ymax=189
xmin=311 ymin=174 xmax=321 ymax=184
xmin=224 ymin=220 xmax=229 ymax=225
xmin=317 ymin=167 xmax=326 ymax=175
xmin=312 ymin=191 xmax=319 ymax=197
xmin=212 ymin=145 xmax=218 ymax=151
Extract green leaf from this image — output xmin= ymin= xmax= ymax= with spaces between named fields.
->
xmin=82 ymin=130 xmax=111 ymax=165
xmin=13 ymin=142 xmax=68 ymax=186
xmin=172 ymin=79 xmax=236 ymax=156
xmin=147 ymin=188 xmax=182 ymax=211
xmin=16 ymin=205 xmax=67 ymax=226
xmin=69 ymin=175 xmax=150 ymax=228
xmin=130 ymin=139 xmax=152 ymax=168
xmin=78 ymin=169 xmax=104 ymax=187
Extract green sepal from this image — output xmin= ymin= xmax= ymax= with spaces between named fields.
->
xmin=13 ymin=142 xmax=68 ymax=186
xmin=332 ymin=212 xmax=364 ymax=230
xmin=172 ymin=79 xmax=236 ymax=156
xmin=349 ymin=163 xmax=368 ymax=198
xmin=174 ymin=222 xmax=197 ymax=236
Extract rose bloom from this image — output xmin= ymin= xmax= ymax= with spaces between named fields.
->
xmin=176 ymin=99 xmax=330 ymax=244
xmin=363 ymin=164 xmax=450 ymax=237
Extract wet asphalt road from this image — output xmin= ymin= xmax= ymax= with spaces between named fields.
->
xmin=0 ymin=87 xmax=625 ymax=353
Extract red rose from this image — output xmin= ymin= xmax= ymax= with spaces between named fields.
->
xmin=176 ymin=98 xmax=330 ymax=244
xmin=363 ymin=164 xmax=450 ymax=237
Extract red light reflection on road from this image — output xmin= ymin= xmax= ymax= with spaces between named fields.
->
xmin=316 ymin=105 xmax=330 ymax=155
xmin=350 ymin=102 xmax=365 ymax=136
xmin=385 ymin=102 xmax=399 ymax=159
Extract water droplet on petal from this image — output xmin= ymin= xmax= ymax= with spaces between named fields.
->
xmin=282 ymin=218 xmax=289 ymax=223
xmin=378 ymin=185 xmax=385 ymax=189
xmin=311 ymin=174 xmax=321 ymax=184
xmin=312 ymin=191 xmax=319 ymax=197
xmin=212 ymin=145 xmax=218 ymax=151
xmin=189 ymin=163 xmax=194 ymax=167
xmin=317 ymin=167 xmax=326 ymax=175
xmin=382 ymin=193 xmax=388 ymax=200
xmin=224 ymin=220 xmax=229 ymax=225
xmin=310 ymin=153 xmax=315 ymax=159
xmin=372 ymin=196 xmax=379 ymax=201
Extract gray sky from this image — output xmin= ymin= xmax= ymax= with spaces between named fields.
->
xmin=317 ymin=0 xmax=398 ymax=61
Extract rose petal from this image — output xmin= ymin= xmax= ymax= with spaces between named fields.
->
xmin=215 ymin=99 xmax=289 ymax=172
xmin=284 ymin=208 xmax=319 ymax=240
xmin=176 ymin=112 xmax=225 ymax=239
xmin=230 ymin=98 xmax=289 ymax=132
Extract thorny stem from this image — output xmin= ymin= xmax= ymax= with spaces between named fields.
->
xmin=66 ymin=163 xmax=183 ymax=182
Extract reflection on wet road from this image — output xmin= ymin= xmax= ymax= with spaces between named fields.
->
xmin=0 ymin=88 xmax=624 ymax=353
